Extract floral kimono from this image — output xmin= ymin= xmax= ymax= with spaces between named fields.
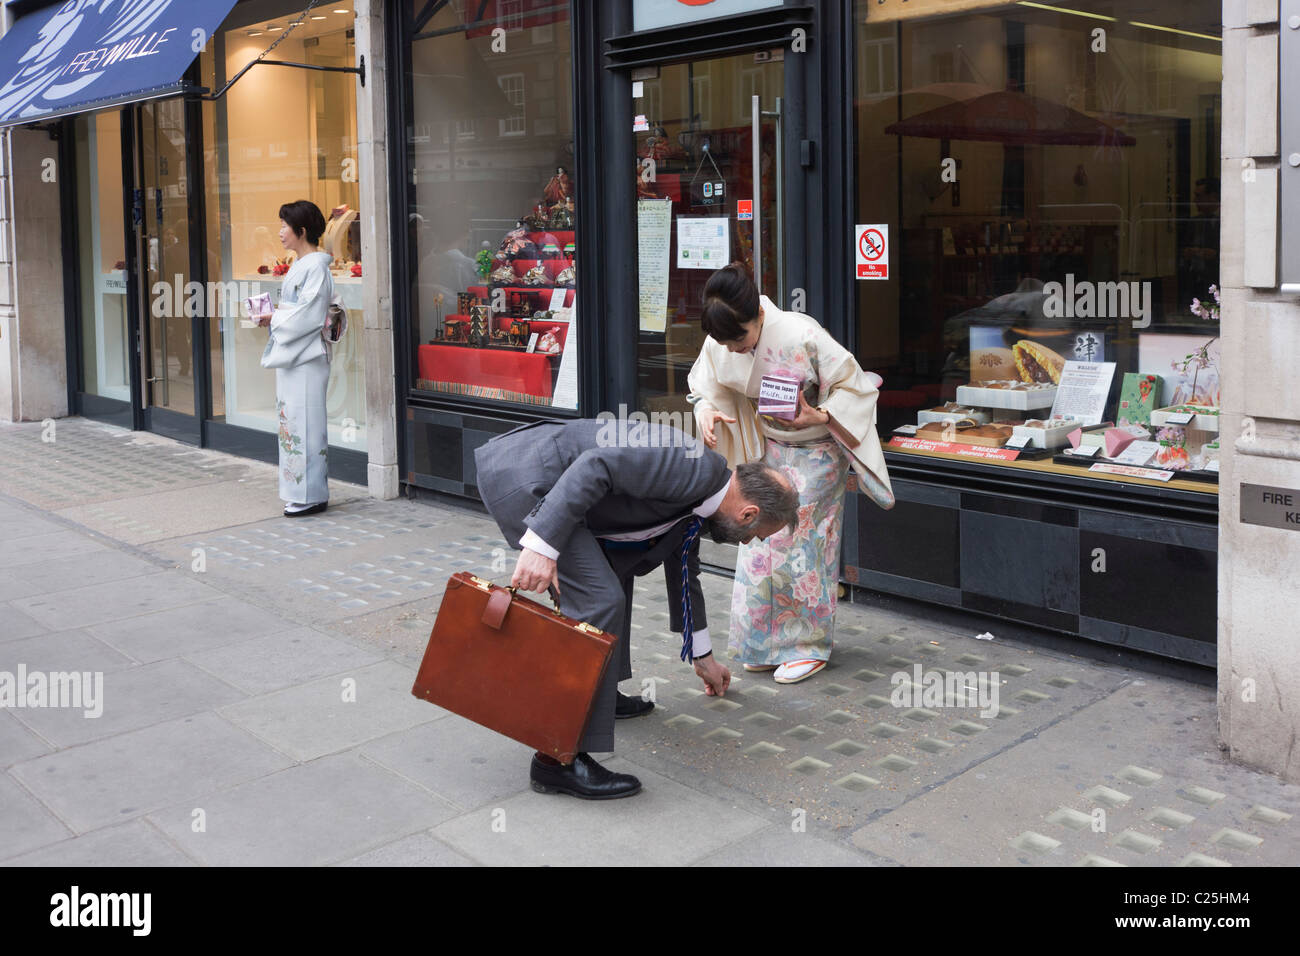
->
xmin=261 ymin=251 xmax=334 ymax=505
xmin=687 ymin=295 xmax=894 ymax=665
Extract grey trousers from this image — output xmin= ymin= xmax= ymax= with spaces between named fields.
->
xmin=477 ymin=485 xmax=635 ymax=753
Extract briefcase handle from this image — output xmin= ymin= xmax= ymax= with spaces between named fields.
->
xmin=478 ymin=582 xmax=563 ymax=630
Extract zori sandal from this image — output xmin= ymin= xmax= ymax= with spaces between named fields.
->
xmin=773 ymin=659 xmax=828 ymax=684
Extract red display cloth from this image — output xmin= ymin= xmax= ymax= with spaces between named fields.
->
xmin=418 ymin=345 xmax=553 ymax=397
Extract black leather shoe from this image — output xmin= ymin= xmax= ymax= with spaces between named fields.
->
xmin=615 ymin=691 xmax=655 ymax=719
xmin=530 ymin=752 xmax=642 ymax=799
xmin=284 ymin=501 xmax=328 ymax=518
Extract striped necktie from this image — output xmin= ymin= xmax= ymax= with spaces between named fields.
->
xmin=678 ymin=516 xmax=704 ymax=662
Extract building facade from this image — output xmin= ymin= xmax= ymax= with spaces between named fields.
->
xmin=0 ymin=0 xmax=1294 ymax=781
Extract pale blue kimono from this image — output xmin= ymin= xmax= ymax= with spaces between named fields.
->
xmin=261 ymin=252 xmax=334 ymax=505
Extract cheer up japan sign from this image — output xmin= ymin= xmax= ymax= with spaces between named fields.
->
xmin=0 ymin=0 xmax=236 ymax=126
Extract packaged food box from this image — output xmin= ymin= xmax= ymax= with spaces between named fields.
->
xmin=917 ymin=403 xmax=991 ymax=426
xmin=1117 ymin=372 xmax=1160 ymax=426
xmin=1011 ymin=417 xmax=1078 ymax=449
xmin=1149 ymin=404 xmax=1220 ymax=433
xmin=956 ymin=381 xmax=1057 ymax=411
xmin=916 ymin=422 xmax=1013 ymax=447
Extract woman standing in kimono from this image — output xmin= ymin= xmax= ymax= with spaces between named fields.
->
xmin=255 ymin=200 xmax=335 ymax=517
xmin=688 ymin=264 xmax=894 ymax=684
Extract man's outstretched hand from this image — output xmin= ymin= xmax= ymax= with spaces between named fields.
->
xmin=694 ymin=655 xmax=731 ymax=697
xmin=511 ymin=548 xmax=559 ymax=596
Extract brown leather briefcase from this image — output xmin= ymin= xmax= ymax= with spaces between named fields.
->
xmin=411 ymin=572 xmax=616 ymax=764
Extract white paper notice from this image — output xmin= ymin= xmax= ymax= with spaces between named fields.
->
xmin=1111 ymin=440 xmax=1160 ymax=466
xmin=548 ymin=287 xmax=568 ymax=311
xmin=1050 ymin=361 xmax=1116 ymax=425
xmin=551 ymin=301 xmax=579 ymax=410
xmin=638 ymin=199 xmax=672 ymax=331
xmin=677 ymin=216 xmax=729 ymax=270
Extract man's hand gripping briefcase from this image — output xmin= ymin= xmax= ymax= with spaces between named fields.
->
xmin=411 ymin=573 xmax=616 ymax=764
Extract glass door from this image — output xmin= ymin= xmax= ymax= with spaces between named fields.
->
xmin=72 ymin=110 xmax=134 ymax=423
xmin=632 ymin=50 xmax=786 ymax=418
xmin=135 ymin=98 xmax=202 ymax=443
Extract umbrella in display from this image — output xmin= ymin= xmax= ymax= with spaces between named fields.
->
xmin=884 ymin=88 xmax=1136 ymax=147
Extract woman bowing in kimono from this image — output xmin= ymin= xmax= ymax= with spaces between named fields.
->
xmin=687 ymin=263 xmax=895 ymax=684
xmin=254 ymin=200 xmax=335 ymax=517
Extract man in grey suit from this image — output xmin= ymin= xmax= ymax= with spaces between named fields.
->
xmin=474 ymin=417 xmax=798 ymax=799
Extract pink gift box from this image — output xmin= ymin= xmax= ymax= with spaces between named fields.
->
xmin=1104 ymin=428 xmax=1136 ymax=458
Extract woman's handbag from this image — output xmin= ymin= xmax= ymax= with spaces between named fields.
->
xmin=322 ymin=292 xmax=347 ymax=345
xmin=320 ymin=291 xmax=348 ymax=363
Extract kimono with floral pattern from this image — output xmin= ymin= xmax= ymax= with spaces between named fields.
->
xmin=687 ymin=295 xmax=894 ymax=664
xmin=262 ymin=252 xmax=333 ymax=505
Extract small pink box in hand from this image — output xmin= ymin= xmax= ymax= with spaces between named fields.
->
xmin=758 ymin=374 xmax=801 ymax=421
xmin=243 ymin=293 xmax=272 ymax=327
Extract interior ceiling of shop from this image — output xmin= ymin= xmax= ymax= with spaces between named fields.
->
xmin=234 ymin=2 xmax=356 ymax=40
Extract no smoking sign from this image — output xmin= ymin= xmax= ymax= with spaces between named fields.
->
xmin=855 ymin=223 xmax=889 ymax=280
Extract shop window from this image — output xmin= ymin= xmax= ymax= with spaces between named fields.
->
xmin=197 ymin=0 xmax=364 ymax=450
xmin=72 ymin=112 xmax=130 ymax=404
xmin=405 ymin=0 xmax=578 ymax=410
xmin=856 ymin=0 xmax=1222 ymax=492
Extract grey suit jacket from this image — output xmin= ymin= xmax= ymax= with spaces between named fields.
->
xmin=475 ymin=419 xmax=728 ymax=553
xmin=474 ymin=419 xmax=730 ymax=645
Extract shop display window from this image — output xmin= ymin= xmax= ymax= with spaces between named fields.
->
xmin=404 ymin=0 xmax=578 ymax=409
xmin=855 ymin=0 xmax=1222 ymax=492
xmin=73 ymin=111 xmax=130 ymax=404
xmin=200 ymin=1 xmax=365 ymax=450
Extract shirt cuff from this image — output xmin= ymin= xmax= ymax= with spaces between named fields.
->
xmin=520 ymin=528 xmax=559 ymax=561
xmin=679 ymin=626 xmax=712 ymax=660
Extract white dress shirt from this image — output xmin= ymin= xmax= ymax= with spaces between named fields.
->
xmin=519 ymin=477 xmax=730 ymax=659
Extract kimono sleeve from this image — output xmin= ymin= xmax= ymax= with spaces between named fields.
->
xmin=809 ymin=324 xmax=896 ymax=509
xmin=270 ymin=260 xmax=331 ymax=349
xmin=686 ymin=342 xmax=765 ymax=469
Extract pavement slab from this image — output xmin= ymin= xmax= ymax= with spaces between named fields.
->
xmin=7 ymin=712 xmax=294 ymax=836
xmin=0 ymin=773 xmax=72 ymax=858
xmin=1 ymin=820 xmax=195 ymax=867
xmin=146 ymin=752 xmax=460 ymax=866
xmin=333 ymin=831 xmax=477 ymax=867
xmin=218 ymin=659 xmax=444 ymax=762
xmin=184 ymin=626 xmax=386 ymax=695
xmin=429 ymin=757 xmax=771 ymax=866
xmin=12 ymin=571 xmax=216 ymax=633
xmin=5 ymin=659 xmax=248 ymax=748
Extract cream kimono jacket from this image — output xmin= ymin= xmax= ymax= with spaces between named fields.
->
xmin=687 ymin=295 xmax=895 ymax=510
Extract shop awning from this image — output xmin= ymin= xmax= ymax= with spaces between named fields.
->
xmin=0 ymin=0 xmax=239 ymax=127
